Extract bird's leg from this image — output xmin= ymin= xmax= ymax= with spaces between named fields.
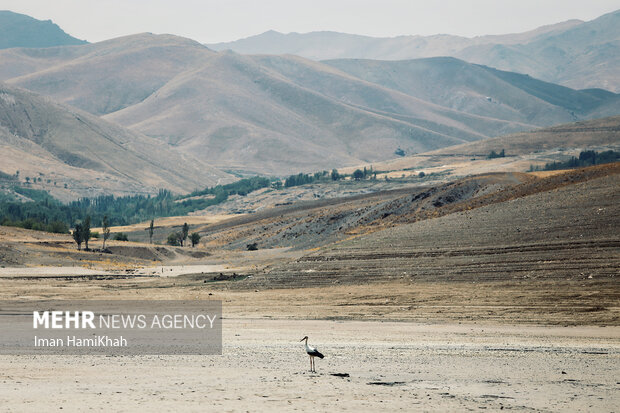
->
xmin=309 ymin=356 xmax=312 ymax=372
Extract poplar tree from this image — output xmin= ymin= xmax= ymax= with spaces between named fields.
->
xmin=73 ymin=223 xmax=83 ymax=250
xmin=102 ymin=215 xmax=110 ymax=249
xmin=149 ymin=219 xmax=154 ymax=244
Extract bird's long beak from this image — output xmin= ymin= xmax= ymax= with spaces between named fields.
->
xmin=299 ymin=338 xmax=305 ymax=342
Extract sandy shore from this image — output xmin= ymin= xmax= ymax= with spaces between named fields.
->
xmin=1 ymin=319 xmax=618 ymax=412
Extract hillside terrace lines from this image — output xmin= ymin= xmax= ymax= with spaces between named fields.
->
xmin=298 ymin=239 xmax=620 ymax=262
xmin=192 ymin=165 xmax=619 ymax=257
xmin=235 ymin=167 xmax=620 ymax=289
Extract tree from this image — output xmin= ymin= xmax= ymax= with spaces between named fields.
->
xmin=149 ymin=219 xmax=154 ymax=244
xmin=181 ymin=223 xmax=189 ymax=247
xmin=487 ymin=149 xmax=506 ymax=159
xmin=72 ymin=223 xmax=83 ymax=250
xmin=82 ymin=216 xmax=91 ymax=250
xmin=331 ymin=169 xmax=340 ymax=181
xmin=190 ymin=232 xmax=201 ymax=247
xmin=353 ymin=169 xmax=364 ymax=180
xmin=102 ymin=215 xmax=111 ymax=249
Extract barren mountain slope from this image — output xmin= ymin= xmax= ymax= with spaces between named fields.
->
xmin=1 ymin=31 xmax=617 ymax=174
xmin=5 ymin=33 xmax=216 ymax=115
xmin=455 ymin=9 xmax=620 ymax=92
xmin=105 ymin=51 xmax=540 ymax=173
xmin=324 ymin=57 xmax=619 ymax=125
xmin=209 ymin=10 xmax=620 ymax=91
xmin=0 ymin=84 xmax=230 ymax=200
xmin=0 ymin=35 xmax=531 ymax=173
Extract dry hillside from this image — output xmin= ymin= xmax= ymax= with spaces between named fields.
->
xmin=0 ymin=83 xmax=230 ymax=200
xmin=352 ymin=116 xmax=620 ymax=179
xmin=252 ymin=164 xmax=619 ymax=289
xmin=0 ymin=33 xmax=617 ymax=174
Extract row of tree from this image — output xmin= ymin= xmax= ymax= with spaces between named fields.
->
xmin=70 ymin=216 xmax=202 ymax=250
xmin=529 ymin=150 xmax=619 ymax=171
xmin=72 ymin=215 xmax=112 ymax=250
xmin=281 ymin=166 xmax=378 ymax=188
xmin=487 ymin=149 xmax=506 ymax=159
xmin=0 ymin=176 xmax=275 ymax=235
xmin=2 ymin=163 xmax=393 ymax=239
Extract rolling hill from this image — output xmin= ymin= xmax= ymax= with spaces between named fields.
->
xmin=1 ymin=33 xmax=216 ymax=116
xmin=209 ymin=9 xmax=620 ymax=92
xmin=0 ymin=12 xmax=618 ymax=176
xmin=0 ymin=83 xmax=231 ymax=201
xmin=426 ymin=115 xmax=620 ymax=156
xmin=104 ymin=50 xmax=533 ymax=173
xmin=342 ymin=116 xmax=620 ymax=182
xmin=0 ymin=10 xmax=86 ymax=49
xmin=0 ymin=34 xmax=617 ymax=175
xmin=324 ymin=57 xmax=620 ymax=125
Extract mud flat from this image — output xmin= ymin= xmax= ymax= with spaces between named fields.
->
xmin=133 ymin=264 xmax=246 ymax=277
xmin=1 ymin=319 xmax=618 ymax=412
xmin=0 ymin=267 xmax=115 ymax=278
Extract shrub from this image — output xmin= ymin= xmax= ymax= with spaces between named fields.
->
xmin=167 ymin=232 xmax=180 ymax=246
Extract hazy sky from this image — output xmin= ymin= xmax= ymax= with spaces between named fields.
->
xmin=2 ymin=0 xmax=619 ymax=43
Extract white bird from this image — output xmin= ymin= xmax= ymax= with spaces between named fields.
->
xmin=300 ymin=336 xmax=324 ymax=372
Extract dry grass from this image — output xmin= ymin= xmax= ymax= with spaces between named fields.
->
xmin=92 ymin=214 xmax=239 ymax=233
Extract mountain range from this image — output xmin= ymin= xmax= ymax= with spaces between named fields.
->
xmin=0 ymin=11 xmax=86 ymax=49
xmin=0 ymin=32 xmax=617 ymax=175
xmin=209 ymin=9 xmax=620 ymax=92
xmin=0 ymin=10 xmax=618 ymax=185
